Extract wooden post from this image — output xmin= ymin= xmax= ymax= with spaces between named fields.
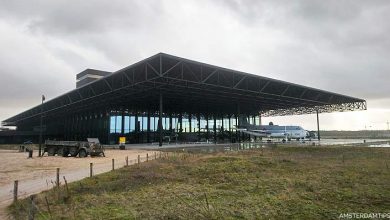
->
xmin=126 ymin=156 xmax=129 ymax=166
xmin=147 ymin=153 xmax=149 ymax=162
xmin=63 ymin=176 xmax=69 ymax=196
xmin=13 ymin=180 xmax=18 ymax=202
xmin=45 ymin=196 xmax=52 ymax=218
xmin=155 ymin=152 xmax=157 ymax=160
xmin=138 ymin=155 xmax=140 ymax=164
xmin=112 ymin=159 xmax=115 ymax=170
xmin=90 ymin=163 xmax=93 ymax=177
xmin=56 ymin=168 xmax=60 ymax=188
xmin=28 ymin=195 xmax=35 ymax=220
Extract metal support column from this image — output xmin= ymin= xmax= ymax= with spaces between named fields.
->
xmin=106 ymin=110 xmax=110 ymax=144
xmin=91 ymin=114 xmax=95 ymax=138
xmin=316 ymin=110 xmax=321 ymax=141
xmin=253 ymin=115 xmax=257 ymax=141
xmin=81 ymin=114 xmax=85 ymax=140
xmin=213 ymin=115 xmax=217 ymax=143
xmin=98 ymin=113 xmax=103 ymax=142
xmin=189 ymin=113 xmax=192 ymax=133
xmin=169 ymin=113 xmax=172 ymax=132
xmin=38 ymin=98 xmax=44 ymax=157
xmin=70 ymin=116 xmax=74 ymax=140
xmin=221 ymin=115 xmax=224 ymax=141
xmin=236 ymin=115 xmax=240 ymax=143
xmin=75 ymin=115 xmax=79 ymax=141
xmin=63 ymin=117 xmax=67 ymax=140
xmin=236 ymin=105 xmax=241 ymax=143
xmin=121 ymin=110 xmax=125 ymax=135
xmin=147 ymin=110 xmax=151 ymax=143
xmin=229 ymin=116 xmax=232 ymax=142
xmin=179 ymin=113 xmax=183 ymax=133
xmin=206 ymin=114 xmax=209 ymax=141
xmin=159 ymin=93 xmax=163 ymax=147
xmin=79 ymin=115 xmax=83 ymax=140
xmin=135 ymin=110 xmax=139 ymax=143
xmin=197 ymin=113 xmax=201 ymax=141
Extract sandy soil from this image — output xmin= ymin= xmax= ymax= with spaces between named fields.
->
xmin=0 ymin=149 xmax=156 ymax=219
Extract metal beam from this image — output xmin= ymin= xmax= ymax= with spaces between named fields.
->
xmin=147 ymin=63 xmax=160 ymax=76
xmin=104 ymin=79 xmax=112 ymax=91
xmin=202 ymin=69 xmax=218 ymax=83
xmin=77 ymin=90 xmax=83 ymax=99
xmin=89 ymin=85 xmax=96 ymax=96
xmin=123 ymin=71 xmax=132 ymax=83
xmin=233 ymin=76 xmax=247 ymax=88
xmin=183 ymin=63 xmax=199 ymax=81
xmin=299 ymin=89 xmax=308 ymax=98
xmin=66 ymin=95 xmax=73 ymax=104
xmin=162 ymin=61 xmax=182 ymax=76
xmin=281 ymin=85 xmax=290 ymax=96
xmin=260 ymin=81 xmax=270 ymax=92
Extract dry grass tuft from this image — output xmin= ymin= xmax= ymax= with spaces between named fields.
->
xmin=9 ymin=146 xmax=390 ymax=219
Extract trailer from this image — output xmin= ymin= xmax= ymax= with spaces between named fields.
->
xmin=44 ymin=138 xmax=105 ymax=157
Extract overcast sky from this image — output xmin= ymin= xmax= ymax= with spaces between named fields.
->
xmin=0 ymin=0 xmax=389 ymax=130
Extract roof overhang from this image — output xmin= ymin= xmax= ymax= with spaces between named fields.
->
xmin=2 ymin=53 xmax=366 ymax=126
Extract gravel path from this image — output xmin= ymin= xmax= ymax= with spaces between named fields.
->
xmin=0 ymin=149 xmax=154 ymax=219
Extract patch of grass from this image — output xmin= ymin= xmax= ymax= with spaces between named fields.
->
xmin=9 ymin=146 xmax=390 ymax=219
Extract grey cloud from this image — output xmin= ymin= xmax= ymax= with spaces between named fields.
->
xmin=0 ymin=0 xmax=163 ymax=34
xmin=0 ymin=0 xmax=389 ymax=129
xmin=212 ymin=0 xmax=390 ymax=100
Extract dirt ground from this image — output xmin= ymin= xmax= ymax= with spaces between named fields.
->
xmin=0 ymin=148 xmax=156 ymax=219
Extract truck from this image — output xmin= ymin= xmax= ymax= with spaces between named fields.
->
xmin=44 ymin=138 xmax=105 ymax=157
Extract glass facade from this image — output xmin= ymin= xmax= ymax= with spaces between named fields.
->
xmin=108 ymin=111 xmax=243 ymax=144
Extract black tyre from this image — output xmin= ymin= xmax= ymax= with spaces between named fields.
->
xmin=62 ymin=148 xmax=70 ymax=157
xmin=58 ymin=147 xmax=69 ymax=157
xmin=48 ymin=147 xmax=56 ymax=156
xmin=79 ymin=149 xmax=87 ymax=158
xmin=57 ymin=147 xmax=64 ymax=156
xmin=69 ymin=147 xmax=78 ymax=157
xmin=90 ymin=153 xmax=97 ymax=157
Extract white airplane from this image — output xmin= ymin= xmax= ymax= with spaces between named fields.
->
xmin=237 ymin=116 xmax=311 ymax=141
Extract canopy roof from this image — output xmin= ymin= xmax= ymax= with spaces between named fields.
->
xmin=2 ymin=53 xmax=366 ymax=126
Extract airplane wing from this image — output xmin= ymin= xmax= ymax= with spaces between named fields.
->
xmin=251 ymin=130 xmax=271 ymax=134
xmin=241 ymin=130 xmax=268 ymax=137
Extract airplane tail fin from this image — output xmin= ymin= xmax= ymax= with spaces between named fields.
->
xmin=238 ymin=115 xmax=249 ymax=127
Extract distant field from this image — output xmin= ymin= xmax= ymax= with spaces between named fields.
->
xmin=9 ymin=146 xmax=390 ymax=219
xmin=321 ymin=130 xmax=390 ymax=139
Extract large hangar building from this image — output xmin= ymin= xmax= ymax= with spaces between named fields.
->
xmin=1 ymin=53 xmax=366 ymax=145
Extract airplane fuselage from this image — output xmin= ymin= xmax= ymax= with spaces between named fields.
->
xmin=238 ymin=124 xmax=309 ymax=140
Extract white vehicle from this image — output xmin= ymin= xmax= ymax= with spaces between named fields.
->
xmin=237 ymin=116 xmax=310 ymax=141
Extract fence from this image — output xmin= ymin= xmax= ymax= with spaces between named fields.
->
xmin=11 ymin=151 xmax=164 ymax=219
xmin=9 ymin=144 xmax=259 ymax=219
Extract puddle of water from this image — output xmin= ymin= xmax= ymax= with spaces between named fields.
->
xmin=369 ymin=143 xmax=390 ymax=147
